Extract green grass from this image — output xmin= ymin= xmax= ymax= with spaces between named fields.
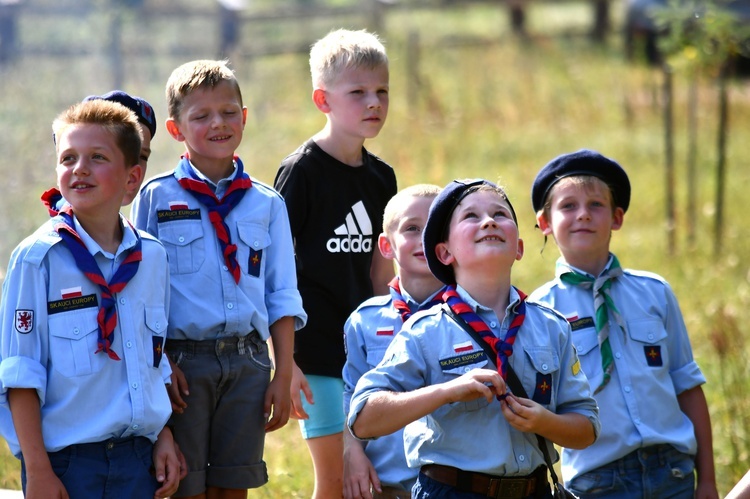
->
xmin=1 ymin=1 xmax=750 ymax=495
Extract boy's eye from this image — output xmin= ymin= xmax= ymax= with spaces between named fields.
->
xmin=405 ymin=225 xmax=421 ymax=232
xmin=61 ymin=155 xmax=76 ymax=164
xmin=140 ymin=153 xmax=150 ymax=163
xmin=378 ymin=88 xmax=389 ymax=95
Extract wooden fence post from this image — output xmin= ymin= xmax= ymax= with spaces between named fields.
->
xmin=662 ymin=64 xmax=676 ymax=255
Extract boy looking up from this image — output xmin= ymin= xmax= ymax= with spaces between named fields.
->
xmin=349 ymin=179 xmax=599 ymax=498
xmin=132 ymin=59 xmax=306 ymax=499
xmin=274 ymin=28 xmax=397 ymax=498
xmin=0 ymin=99 xmax=179 ymax=498
xmin=529 ymin=149 xmax=718 ymax=499
xmin=343 ymin=184 xmax=445 ymax=499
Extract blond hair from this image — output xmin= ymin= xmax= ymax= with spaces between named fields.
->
xmin=166 ymin=59 xmax=243 ymax=120
xmin=309 ymin=29 xmax=388 ymax=89
xmin=53 ymin=99 xmax=142 ymax=168
xmin=382 ymin=184 xmax=442 ymax=235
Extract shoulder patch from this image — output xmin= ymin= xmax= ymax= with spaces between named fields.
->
xmin=15 ymin=310 xmax=34 ymax=334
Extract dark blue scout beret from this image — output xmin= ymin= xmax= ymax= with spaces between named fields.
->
xmin=531 ymin=149 xmax=631 ymax=213
xmin=84 ymin=90 xmax=157 ymax=139
xmin=423 ymin=179 xmax=518 ymax=285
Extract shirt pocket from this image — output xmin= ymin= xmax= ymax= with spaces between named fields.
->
xmin=158 ymin=220 xmax=206 ymax=275
xmin=521 ymin=346 xmax=560 ymax=406
xmin=626 ymin=318 xmax=668 ymax=367
xmin=236 ymin=221 xmax=271 ymax=278
xmin=143 ymin=307 xmax=168 ymax=369
xmin=48 ymin=308 xmax=105 ymax=377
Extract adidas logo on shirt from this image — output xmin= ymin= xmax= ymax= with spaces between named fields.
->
xmin=326 ymin=201 xmax=373 ymax=253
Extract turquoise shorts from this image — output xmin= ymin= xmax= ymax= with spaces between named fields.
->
xmin=297 ymin=375 xmax=345 ymax=439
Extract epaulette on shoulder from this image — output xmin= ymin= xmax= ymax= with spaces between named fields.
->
xmin=622 ymin=267 xmax=667 ymax=285
xmin=19 ymin=224 xmax=63 ymax=267
xmin=356 ymin=294 xmax=392 ymax=312
xmin=141 ymin=169 xmax=175 ymax=189
xmin=526 ymin=299 xmax=568 ymax=323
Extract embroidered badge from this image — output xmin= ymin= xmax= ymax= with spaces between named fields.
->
xmin=565 ymin=311 xmax=579 ymax=322
xmin=248 ymin=248 xmax=262 ymax=277
xmin=569 ymin=316 xmax=595 ymax=331
xmin=15 ymin=310 xmax=34 ymax=334
xmin=376 ymin=327 xmax=394 ymax=336
xmin=61 ymin=286 xmax=82 ymax=299
xmin=153 ymin=336 xmax=164 ymax=368
xmin=644 ymin=345 xmax=663 ymax=366
xmin=571 ymin=358 xmax=581 ymax=376
xmin=533 ymin=372 xmax=552 ymax=404
xmin=439 ymin=351 xmax=486 ymax=370
xmin=156 ymin=208 xmax=201 ymax=223
xmin=48 ymin=294 xmax=98 ymax=315
xmin=453 ymin=341 xmax=474 ymax=353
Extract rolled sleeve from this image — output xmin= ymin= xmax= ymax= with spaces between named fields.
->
xmin=0 ymin=356 xmax=48 ymax=406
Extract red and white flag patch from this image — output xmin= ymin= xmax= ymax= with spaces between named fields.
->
xmin=169 ymin=200 xmax=189 ymax=210
xmin=15 ymin=310 xmax=34 ymax=334
xmin=61 ymin=286 xmax=82 ymax=299
xmin=565 ymin=311 xmax=579 ymax=322
xmin=453 ymin=341 xmax=473 ymax=353
xmin=376 ymin=327 xmax=394 ymax=336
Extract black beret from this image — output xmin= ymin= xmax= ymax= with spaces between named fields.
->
xmin=84 ymin=90 xmax=157 ymax=139
xmin=531 ymin=149 xmax=630 ymax=213
xmin=423 ymin=179 xmax=517 ymax=285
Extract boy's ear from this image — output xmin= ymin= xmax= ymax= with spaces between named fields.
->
xmin=536 ymin=212 xmax=553 ymax=236
xmin=516 ymin=238 xmax=525 ymax=261
xmin=242 ymin=107 xmax=248 ymax=127
xmin=435 ymin=242 xmax=455 ymax=267
xmin=165 ymin=118 xmax=185 ymax=142
xmin=378 ymin=233 xmax=396 ymax=260
xmin=611 ymin=207 xmax=625 ymax=231
xmin=126 ymin=164 xmax=144 ymax=195
xmin=312 ymin=88 xmax=331 ymax=113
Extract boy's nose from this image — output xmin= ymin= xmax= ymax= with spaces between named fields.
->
xmin=72 ymin=160 xmax=90 ymax=175
xmin=576 ymin=208 xmax=591 ymax=220
xmin=481 ymin=215 xmax=498 ymax=228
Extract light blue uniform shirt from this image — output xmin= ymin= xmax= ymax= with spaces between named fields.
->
xmin=0 ymin=215 xmax=172 ymax=457
xmin=348 ymin=285 xmax=599 ymax=477
xmin=343 ymin=286 xmax=443 ymax=490
xmin=529 ymin=254 xmax=705 ymax=482
xmin=131 ymin=159 xmax=307 ymax=341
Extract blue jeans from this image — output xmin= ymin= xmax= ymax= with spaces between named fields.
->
xmin=567 ymin=444 xmax=695 ymax=499
xmin=413 ymin=471 xmax=553 ymax=499
xmin=21 ymin=436 xmax=158 ymax=499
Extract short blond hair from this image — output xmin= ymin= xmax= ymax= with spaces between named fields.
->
xmin=382 ymin=184 xmax=442 ymax=235
xmin=309 ymin=29 xmax=388 ymax=89
xmin=166 ymin=59 xmax=243 ymax=120
xmin=53 ymin=99 xmax=142 ymax=169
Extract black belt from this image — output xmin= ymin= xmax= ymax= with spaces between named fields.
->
xmin=420 ymin=464 xmax=547 ymax=499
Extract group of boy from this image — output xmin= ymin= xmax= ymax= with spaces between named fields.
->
xmin=0 ymin=24 xmax=720 ymax=499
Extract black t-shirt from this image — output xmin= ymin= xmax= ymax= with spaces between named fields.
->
xmin=274 ymin=139 xmax=397 ymax=377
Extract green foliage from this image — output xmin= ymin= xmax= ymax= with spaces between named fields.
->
xmin=1 ymin=2 xmax=750 ymax=496
xmin=655 ymin=0 xmax=750 ymax=74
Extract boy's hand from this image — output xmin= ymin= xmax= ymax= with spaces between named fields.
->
xmin=444 ymin=368 xmax=506 ymax=404
xmin=153 ymin=427 xmax=181 ymax=499
xmin=24 ymin=469 xmax=68 ymax=499
xmin=343 ymin=440 xmax=380 ymax=499
xmin=174 ymin=440 xmax=188 ymax=480
xmin=167 ymin=357 xmax=189 ymax=414
xmin=290 ymin=362 xmax=313 ymax=420
xmin=264 ymin=375 xmax=291 ymax=432
xmin=500 ymin=393 xmax=549 ymax=433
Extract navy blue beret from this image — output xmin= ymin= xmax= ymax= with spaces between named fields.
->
xmin=423 ymin=179 xmax=517 ymax=285
xmin=531 ymin=149 xmax=630 ymax=213
xmin=84 ymin=90 xmax=157 ymax=139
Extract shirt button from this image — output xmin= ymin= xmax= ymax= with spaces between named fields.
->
xmin=106 ymin=442 xmax=114 ymax=450
xmin=120 ymin=298 xmax=126 ymax=305
xmin=132 ymin=383 xmax=138 ymax=389
xmin=576 ymin=345 xmax=583 ymax=352
xmin=519 ymin=455 xmax=526 ymax=462
xmin=178 ymin=236 xmax=185 ymax=243
xmin=542 ymin=363 xmax=548 ymax=371
xmin=73 ymin=327 xmax=80 ymax=335
xmin=253 ymin=241 xmax=259 ymax=248
xmin=464 ymin=367 xmax=471 ymax=373
xmin=154 ymin=322 xmax=161 ymax=331
xmin=489 ymin=321 xmax=497 ymax=328
xmin=223 ymin=265 xmax=228 ymax=271
xmin=126 ymin=341 xmax=132 ymax=348
xmin=648 ymin=333 xmax=654 ymax=341
xmin=227 ymin=303 xmax=234 ymax=310
xmin=132 ymin=425 xmax=139 ymax=430
xmin=624 ymin=386 xmax=632 ymax=393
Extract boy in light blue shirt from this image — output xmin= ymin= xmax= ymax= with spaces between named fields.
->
xmin=0 ymin=99 xmax=180 ymax=498
xmin=529 ymin=149 xmax=718 ymax=499
xmin=343 ymin=184 xmax=444 ymax=499
xmin=349 ymin=179 xmax=599 ymax=498
xmin=131 ymin=59 xmax=306 ymax=498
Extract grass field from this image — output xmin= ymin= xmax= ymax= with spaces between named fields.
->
xmin=1 ymin=1 xmax=749 ymax=496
